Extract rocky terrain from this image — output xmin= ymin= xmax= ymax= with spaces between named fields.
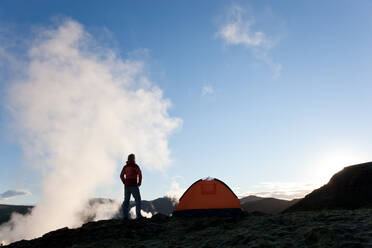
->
xmin=287 ymin=162 xmax=372 ymax=212
xmin=4 ymin=209 xmax=372 ymax=248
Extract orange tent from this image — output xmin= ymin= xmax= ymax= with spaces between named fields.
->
xmin=173 ymin=178 xmax=243 ymax=216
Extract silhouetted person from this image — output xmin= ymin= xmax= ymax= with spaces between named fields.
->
xmin=120 ymin=153 xmax=143 ymax=219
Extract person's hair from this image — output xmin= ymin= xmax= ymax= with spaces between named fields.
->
xmin=127 ymin=154 xmax=135 ymax=162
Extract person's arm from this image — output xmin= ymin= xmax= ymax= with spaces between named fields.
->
xmin=137 ymin=167 xmax=142 ymax=186
xmin=120 ymin=167 xmax=126 ymax=185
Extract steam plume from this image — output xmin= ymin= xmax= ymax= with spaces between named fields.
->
xmin=0 ymin=19 xmax=180 ymax=243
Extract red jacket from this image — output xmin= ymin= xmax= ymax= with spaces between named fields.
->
xmin=120 ymin=162 xmax=142 ymax=187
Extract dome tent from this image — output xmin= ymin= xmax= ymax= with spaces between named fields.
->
xmin=173 ymin=177 xmax=243 ymax=216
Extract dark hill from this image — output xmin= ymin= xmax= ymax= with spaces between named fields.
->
xmin=134 ymin=195 xmax=297 ymax=215
xmin=239 ymin=195 xmax=264 ymax=204
xmin=0 ymin=197 xmax=176 ymax=226
xmin=241 ymin=197 xmax=300 ymax=214
xmin=286 ymin=162 xmax=372 ymax=212
xmin=0 ymin=205 xmax=33 ymax=225
xmin=140 ymin=197 xmax=176 ymax=215
xmin=79 ymin=197 xmax=176 ymax=222
xmin=83 ymin=197 xmax=176 ymax=216
xmin=1 ymin=195 xmax=300 ymax=227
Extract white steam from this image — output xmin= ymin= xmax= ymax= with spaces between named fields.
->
xmin=166 ymin=180 xmax=185 ymax=200
xmin=0 ymin=19 xmax=180 ymax=243
xmin=129 ymin=207 xmax=153 ymax=219
xmin=79 ymin=199 xmax=122 ymax=222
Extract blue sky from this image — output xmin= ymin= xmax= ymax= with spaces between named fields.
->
xmin=1 ymin=0 xmax=372 ymax=205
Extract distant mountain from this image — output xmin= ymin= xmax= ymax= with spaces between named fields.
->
xmin=1 ymin=194 xmax=301 ymax=226
xmin=286 ymin=162 xmax=372 ymax=212
xmin=239 ymin=196 xmax=300 ymax=214
xmin=139 ymin=197 xmax=176 ymax=215
xmin=239 ymin=195 xmax=264 ymax=204
xmin=79 ymin=195 xmax=302 ymax=218
xmin=141 ymin=195 xmax=300 ymax=215
xmin=79 ymin=197 xmax=176 ymax=222
xmin=0 ymin=204 xmax=33 ymax=225
xmin=0 ymin=197 xmax=177 ymax=226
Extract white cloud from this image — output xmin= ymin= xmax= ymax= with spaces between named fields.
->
xmin=0 ymin=18 xmax=181 ymax=244
xmin=201 ymin=85 xmax=214 ymax=96
xmin=0 ymin=190 xmax=31 ymax=200
xmin=217 ymin=5 xmax=281 ymax=78
xmin=218 ymin=6 xmax=267 ymax=47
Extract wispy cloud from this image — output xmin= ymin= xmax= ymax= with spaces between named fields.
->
xmin=201 ymin=85 xmax=215 ymax=96
xmin=253 ymin=189 xmax=312 ymax=200
xmin=218 ymin=6 xmax=267 ymax=47
xmin=0 ymin=190 xmax=31 ymax=200
xmin=217 ymin=5 xmax=281 ymax=78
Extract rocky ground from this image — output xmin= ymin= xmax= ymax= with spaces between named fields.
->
xmin=4 ymin=209 xmax=372 ymax=248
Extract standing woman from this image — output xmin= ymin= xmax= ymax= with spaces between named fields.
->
xmin=120 ymin=153 xmax=143 ymax=219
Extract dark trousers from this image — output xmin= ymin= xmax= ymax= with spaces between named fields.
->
xmin=122 ymin=186 xmax=142 ymax=219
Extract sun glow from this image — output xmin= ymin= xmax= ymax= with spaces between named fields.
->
xmin=311 ymin=148 xmax=371 ymax=186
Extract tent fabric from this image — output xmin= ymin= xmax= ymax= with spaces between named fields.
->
xmin=173 ymin=178 xmax=243 ymax=216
